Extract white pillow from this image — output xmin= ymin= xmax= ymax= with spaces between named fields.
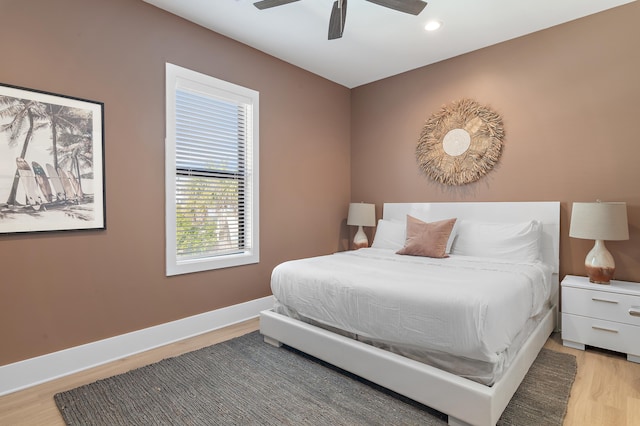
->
xmin=371 ymin=219 xmax=405 ymax=250
xmin=450 ymin=220 xmax=543 ymax=262
xmin=408 ymin=207 xmax=458 ymax=253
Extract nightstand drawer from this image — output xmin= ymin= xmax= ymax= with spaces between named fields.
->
xmin=562 ymin=286 xmax=640 ymax=327
xmin=562 ymin=313 xmax=640 ymax=356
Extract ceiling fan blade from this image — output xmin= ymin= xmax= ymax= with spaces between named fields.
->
xmin=365 ymin=0 xmax=427 ymax=15
xmin=253 ymin=0 xmax=300 ymax=10
xmin=328 ymin=0 xmax=347 ymax=40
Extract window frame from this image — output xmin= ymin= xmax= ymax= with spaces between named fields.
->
xmin=165 ymin=63 xmax=259 ymax=276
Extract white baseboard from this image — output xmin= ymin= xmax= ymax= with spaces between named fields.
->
xmin=0 ymin=295 xmax=274 ymax=396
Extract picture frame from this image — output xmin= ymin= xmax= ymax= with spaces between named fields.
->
xmin=0 ymin=82 xmax=105 ymax=234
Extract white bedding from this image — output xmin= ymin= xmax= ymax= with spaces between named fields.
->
xmin=271 ymin=247 xmax=553 ymax=367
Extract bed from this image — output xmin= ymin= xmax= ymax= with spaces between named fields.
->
xmin=260 ymin=202 xmax=560 ymax=426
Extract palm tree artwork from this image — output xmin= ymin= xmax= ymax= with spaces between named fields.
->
xmin=0 ymin=97 xmax=47 ymax=205
xmin=0 ymin=85 xmax=103 ymax=233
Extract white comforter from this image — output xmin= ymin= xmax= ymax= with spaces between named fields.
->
xmin=271 ymin=248 xmax=553 ymax=364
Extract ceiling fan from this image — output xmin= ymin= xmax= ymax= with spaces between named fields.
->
xmin=253 ymin=0 xmax=428 ymax=40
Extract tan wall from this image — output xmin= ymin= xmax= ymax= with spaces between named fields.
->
xmin=0 ymin=0 xmax=351 ymax=365
xmin=351 ymin=2 xmax=640 ymax=283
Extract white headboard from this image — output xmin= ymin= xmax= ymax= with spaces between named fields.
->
xmin=383 ymin=202 xmax=560 ymax=273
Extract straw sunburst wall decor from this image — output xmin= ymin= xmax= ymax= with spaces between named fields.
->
xmin=416 ymin=98 xmax=505 ymax=186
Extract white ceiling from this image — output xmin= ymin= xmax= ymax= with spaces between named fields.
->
xmin=143 ymin=0 xmax=635 ymax=88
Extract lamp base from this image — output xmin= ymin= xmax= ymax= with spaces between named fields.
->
xmin=585 ymin=265 xmax=615 ymax=285
xmin=584 ymin=240 xmax=615 ymax=285
xmin=352 ymin=225 xmax=369 ymax=250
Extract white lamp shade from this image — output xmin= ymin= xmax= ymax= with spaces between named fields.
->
xmin=569 ymin=202 xmax=629 ymax=241
xmin=347 ymin=203 xmax=376 ymax=227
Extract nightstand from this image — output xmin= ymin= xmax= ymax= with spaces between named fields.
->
xmin=562 ymin=275 xmax=640 ymax=363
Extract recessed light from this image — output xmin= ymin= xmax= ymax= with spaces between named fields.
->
xmin=424 ymin=20 xmax=442 ymax=32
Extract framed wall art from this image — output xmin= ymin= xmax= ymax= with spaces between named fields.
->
xmin=0 ymin=82 xmax=105 ymax=234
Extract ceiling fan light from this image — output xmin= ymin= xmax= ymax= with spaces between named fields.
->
xmin=424 ymin=20 xmax=442 ymax=31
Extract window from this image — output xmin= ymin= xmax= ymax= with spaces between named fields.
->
xmin=165 ymin=63 xmax=259 ymax=276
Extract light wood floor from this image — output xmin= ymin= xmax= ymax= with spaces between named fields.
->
xmin=1 ymin=319 xmax=639 ymax=425
xmin=543 ymin=333 xmax=640 ymax=426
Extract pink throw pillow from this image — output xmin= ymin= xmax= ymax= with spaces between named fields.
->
xmin=396 ymin=216 xmax=457 ymax=258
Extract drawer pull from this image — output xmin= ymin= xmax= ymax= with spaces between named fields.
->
xmin=630 ymin=307 xmax=640 ymax=317
xmin=592 ymin=325 xmax=619 ymax=333
xmin=592 ymin=297 xmax=618 ymax=304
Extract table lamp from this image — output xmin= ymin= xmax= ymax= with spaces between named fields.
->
xmin=569 ymin=201 xmax=629 ymax=284
xmin=347 ymin=202 xmax=376 ymax=249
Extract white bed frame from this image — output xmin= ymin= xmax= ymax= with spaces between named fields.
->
xmin=260 ymin=202 xmax=560 ymax=426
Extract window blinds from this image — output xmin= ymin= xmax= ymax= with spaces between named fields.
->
xmin=174 ymin=89 xmax=251 ymax=260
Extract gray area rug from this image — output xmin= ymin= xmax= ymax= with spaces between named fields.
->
xmin=55 ymin=331 xmax=576 ymax=425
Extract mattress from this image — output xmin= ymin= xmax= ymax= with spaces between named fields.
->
xmin=270 ymin=247 xmax=554 ymax=385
